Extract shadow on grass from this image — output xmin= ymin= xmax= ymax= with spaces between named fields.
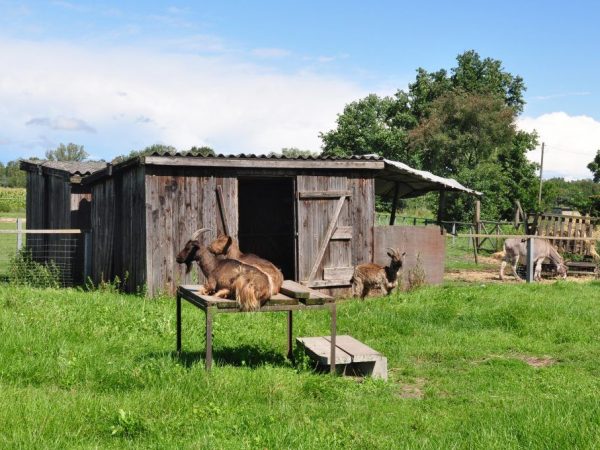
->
xmin=148 ymin=344 xmax=290 ymax=369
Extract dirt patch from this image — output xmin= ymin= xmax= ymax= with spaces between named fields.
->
xmin=444 ymin=268 xmax=596 ymax=284
xmin=516 ymin=355 xmax=557 ymax=368
xmin=396 ymin=378 xmax=426 ymax=399
xmin=473 ymin=354 xmax=557 ymax=368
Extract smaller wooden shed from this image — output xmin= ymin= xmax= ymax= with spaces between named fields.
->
xmin=82 ymin=153 xmax=477 ymax=297
xmin=20 ymin=160 xmax=107 ymax=283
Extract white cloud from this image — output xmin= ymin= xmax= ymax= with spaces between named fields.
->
xmin=251 ymin=48 xmax=291 ymax=58
xmin=0 ymin=37 xmax=368 ymax=161
xmin=26 ymin=116 xmax=96 ymax=133
xmin=518 ymin=112 xmax=600 ymax=180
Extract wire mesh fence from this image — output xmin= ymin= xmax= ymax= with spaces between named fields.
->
xmin=0 ymin=220 xmax=84 ymax=287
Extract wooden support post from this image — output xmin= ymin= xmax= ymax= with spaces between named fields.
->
xmin=474 ymin=200 xmax=481 ymax=251
xmin=16 ymin=218 xmax=23 ymax=251
xmin=176 ymin=294 xmax=182 ymax=353
xmin=437 ymin=191 xmax=446 ymax=225
xmin=205 ymin=307 xmax=214 ymax=371
xmin=83 ymin=231 xmax=92 ymax=283
xmin=330 ymin=303 xmax=336 ymax=375
xmin=215 ymin=186 xmax=229 ymax=236
xmin=389 ymin=182 xmax=399 ymax=226
xmin=287 ymin=311 xmax=294 ymax=361
xmin=526 ymin=238 xmax=535 ymax=283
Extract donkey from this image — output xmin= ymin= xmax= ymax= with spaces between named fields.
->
xmin=500 ymin=237 xmax=568 ymax=281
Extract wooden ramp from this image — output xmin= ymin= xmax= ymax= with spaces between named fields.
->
xmin=297 ymin=335 xmax=387 ymax=380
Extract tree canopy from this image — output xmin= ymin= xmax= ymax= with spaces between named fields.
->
xmin=320 ymin=50 xmax=538 ymax=221
xmin=588 ymin=150 xmax=600 ymax=183
xmin=45 ymin=143 xmax=89 ymax=161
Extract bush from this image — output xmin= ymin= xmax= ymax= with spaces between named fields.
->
xmin=8 ymin=248 xmax=61 ymax=288
xmin=407 ymin=254 xmax=426 ymax=291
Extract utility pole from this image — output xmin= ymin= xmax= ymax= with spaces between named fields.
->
xmin=537 ymin=142 xmax=545 ymax=208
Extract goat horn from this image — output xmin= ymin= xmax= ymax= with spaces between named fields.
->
xmin=191 ymin=228 xmax=212 ymax=240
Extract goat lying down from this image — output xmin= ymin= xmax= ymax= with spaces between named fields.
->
xmin=500 ymin=237 xmax=568 ymax=281
xmin=176 ymin=229 xmax=271 ymax=311
xmin=352 ymin=248 xmax=405 ymax=299
xmin=207 ymin=234 xmax=284 ymax=297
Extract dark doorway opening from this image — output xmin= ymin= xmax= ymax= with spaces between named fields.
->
xmin=238 ymin=178 xmax=296 ymax=280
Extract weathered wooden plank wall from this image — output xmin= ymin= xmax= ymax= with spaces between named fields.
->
xmin=145 ymin=167 xmax=238 ymax=296
xmin=91 ymin=178 xmax=116 ymax=284
xmin=374 ymin=225 xmax=445 ymax=287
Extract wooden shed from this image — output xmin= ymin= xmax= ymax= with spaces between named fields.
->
xmin=19 ymin=160 xmax=107 ymax=283
xmin=82 ymin=154 xmax=477 ymax=297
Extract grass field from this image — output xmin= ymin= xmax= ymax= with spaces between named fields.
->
xmin=1 ymin=281 xmax=600 ymax=448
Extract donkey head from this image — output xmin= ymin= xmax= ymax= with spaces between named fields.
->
xmin=556 ymin=263 xmax=568 ymax=279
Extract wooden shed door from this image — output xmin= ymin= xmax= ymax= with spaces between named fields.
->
xmin=296 ymin=175 xmax=354 ymax=288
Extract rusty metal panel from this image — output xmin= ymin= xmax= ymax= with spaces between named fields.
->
xmin=374 ymin=225 xmax=445 ymax=286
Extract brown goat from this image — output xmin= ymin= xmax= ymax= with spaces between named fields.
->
xmin=351 ymin=248 xmax=405 ymax=299
xmin=175 ymin=229 xmax=271 ymax=311
xmin=207 ymin=234 xmax=284 ymax=297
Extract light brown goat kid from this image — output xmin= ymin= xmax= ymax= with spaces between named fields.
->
xmin=351 ymin=248 xmax=406 ymax=299
xmin=208 ymin=234 xmax=284 ymax=297
xmin=175 ymin=229 xmax=271 ymax=311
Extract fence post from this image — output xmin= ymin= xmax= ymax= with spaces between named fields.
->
xmin=526 ymin=238 xmax=535 ymax=283
xmin=451 ymin=222 xmax=456 ymax=246
xmin=16 ymin=218 xmax=23 ymax=251
xmin=83 ymin=230 xmax=92 ymax=283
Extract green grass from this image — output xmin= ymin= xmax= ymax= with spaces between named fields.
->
xmin=446 ymin=238 xmax=498 ymax=271
xmin=1 ymin=282 xmax=600 ymax=448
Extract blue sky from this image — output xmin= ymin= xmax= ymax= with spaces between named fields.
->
xmin=1 ymin=0 xmax=599 ymax=179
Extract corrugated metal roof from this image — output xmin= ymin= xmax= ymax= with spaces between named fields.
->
xmin=20 ymin=160 xmax=107 ymax=176
xmin=144 ymin=151 xmax=384 ymax=161
xmin=83 ymin=151 xmax=479 ymax=197
xmin=373 ymin=155 xmax=482 ymax=198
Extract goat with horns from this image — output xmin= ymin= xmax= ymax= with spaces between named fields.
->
xmin=176 ymin=228 xmax=272 ymax=311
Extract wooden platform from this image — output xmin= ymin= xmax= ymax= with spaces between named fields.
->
xmin=297 ymin=335 xmax=387 ymax=380
xmin=176 ymin=281 xmax=337 ymax=371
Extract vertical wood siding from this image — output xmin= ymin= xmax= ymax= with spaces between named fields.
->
xmin=145 ymin=167 xmax=238 ymax=296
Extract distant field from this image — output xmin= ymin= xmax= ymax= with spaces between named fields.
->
xmin=1 ymin=282 xmax=600 ymax=448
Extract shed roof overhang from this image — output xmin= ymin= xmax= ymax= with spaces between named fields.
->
xmin=20 ymin=160 xmax=107 ymax=184
xmin=373 ymin=156 xmax=482 ymax=199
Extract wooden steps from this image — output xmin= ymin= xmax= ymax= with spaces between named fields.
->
xmin=297 ymin=335 xmax=387 ymax=380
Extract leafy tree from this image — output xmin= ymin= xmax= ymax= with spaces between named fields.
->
xmin=0 ymin=161 xmax=27 ymax=188
xmin=45 ymin=143 xmax=88 ymax=161
xmin=112 ymin=144 xmax=215 ymax=163
xmin=587 ymin=149 xmax=600 ymax=183
xmin=269 ymin=147 xmax=319 ymax=158
xmin=320 ymin=93 xmax=418 ymax=166
xmin=320 ymin=50 xmax=537 ymax=221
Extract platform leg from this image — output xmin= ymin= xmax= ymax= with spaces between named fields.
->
xmin=287 ymin=310 xmax=294 ymax=362
xmin=205 ymin=307 xmax=213 ymax=371
xmin=330 ymin=303 xmax=336 ymax=374
xmin=176 ymin=293 xmax=182 ymax=353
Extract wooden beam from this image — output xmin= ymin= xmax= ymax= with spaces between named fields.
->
xmin=307 ymin=195 xmax=347 ymax=282
xmin=215 ymin=185 xmax=229 ymax=236
xmin=144 ymin=156 xmax=385 ymax=171
xmin=298 ymin=190 xmax=352 ymax=199
xmin=389 ymin=182 xmax=400 ymax=225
